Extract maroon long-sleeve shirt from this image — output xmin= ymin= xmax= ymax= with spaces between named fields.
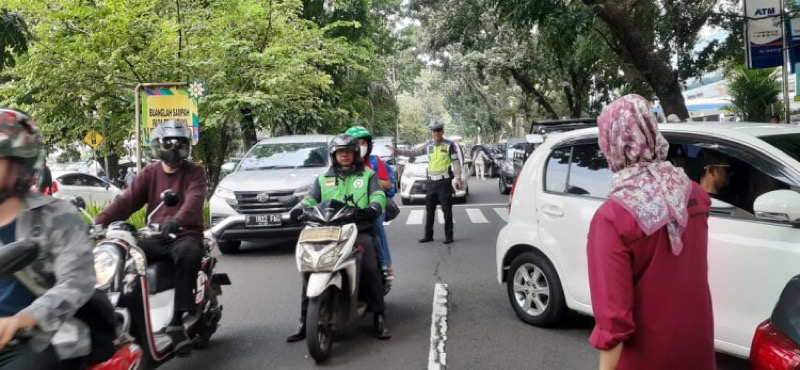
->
xmin=95 ymin=161 xmax=207 ymax=239
xmin=587 ymin=182 xmax=715 ymax=370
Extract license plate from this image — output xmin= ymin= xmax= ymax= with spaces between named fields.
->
xmin=245 ymin=214 xmax=282 ymax=227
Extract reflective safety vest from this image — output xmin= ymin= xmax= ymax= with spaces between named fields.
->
xmin=427 ymin=140 xmax=454 ymax=177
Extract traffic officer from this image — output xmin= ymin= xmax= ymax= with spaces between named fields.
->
xmin=389 ymin=122 xmax=462 ymax=244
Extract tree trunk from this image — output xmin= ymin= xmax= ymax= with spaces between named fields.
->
xmin=509 ymin=68 xmax=559 ymax=119
xmin=583 ymin=0 xmax=689 ymax=119
xmin=240 ymin=107 xmax=258 ymax=150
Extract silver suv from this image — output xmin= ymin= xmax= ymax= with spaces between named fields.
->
xmin=209 ymin=135 xmax=333 ymax=254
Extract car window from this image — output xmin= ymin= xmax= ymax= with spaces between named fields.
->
xmin=566 ymin=144 xmax=612 ymax=198
xmin=59 ymin=174 xmax=105 ymax=187
xmin=372 ymin=139 xmax=394 ymax=158
xmin=544 ymin=147 xmax=571 ymax=193
xmin=238 ymin=142 xmax=328 ymax=171
xmin=760 ymin=133 xmax=800 ymax=163
xmin=666 ymin=138 xmax=793 ymax=216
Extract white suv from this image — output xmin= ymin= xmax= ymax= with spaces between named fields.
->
xmin=496 ymin=123 xmax=800 ymax=359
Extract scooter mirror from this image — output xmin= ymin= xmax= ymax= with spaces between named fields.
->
xmin=0 ymin=240 xmax=39 ymax=275
xmin=71 ymin=197 xmax=87 ymax=210
xmin=161 ymin=190 xmax=180 ymax=207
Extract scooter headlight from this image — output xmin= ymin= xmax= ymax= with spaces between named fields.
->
xmin=94 ymin=244 xmax=121 ymax=289
xmin=319 ymin=244 xmax=344 ymax=268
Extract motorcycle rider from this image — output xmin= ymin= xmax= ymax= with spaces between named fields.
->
xmin=94 ymin=120 xmax=206 ymax=356
xmin=0 ymin=108 xmax=96 ymax=369
xmin=345 ymin=126 xmax=395 ymax=284
xmin=286 ymin=134 xmax=391 ymax=341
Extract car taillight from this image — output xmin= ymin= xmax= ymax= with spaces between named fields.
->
xmin=50 ymin=181 xmax=59 ymax=194
xmin=508 ymin=173 xmax=520 ymax=210
xmin=750 ymin=319 xmax=800 ymax=370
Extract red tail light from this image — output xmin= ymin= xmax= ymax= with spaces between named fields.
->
xmin=50 ymin=181 xmax=59 ymax=195
xmin=750 ymin=319 xmax=800 ymax=369
xmin=508 ymin=173 xmax=520 ymax=210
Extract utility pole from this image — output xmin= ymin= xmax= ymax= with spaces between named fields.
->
xmin=782 ymin=0 xmax=792 ymax=123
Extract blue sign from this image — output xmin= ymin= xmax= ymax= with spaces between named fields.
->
xmin=745 ymin=0 xmax=784 ymax=69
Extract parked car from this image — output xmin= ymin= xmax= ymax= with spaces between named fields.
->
xmin=399 ymin=142 xmax=470 ymax=205
xmin=48 ymin=170 xmax=122 ymax=206
xmin=496 ymin=122 xmax=800 ymax=359
xmin=749 ymin=275 xmax=800 ymax=369
xmin=209 ymin=135 xmax=333 ymax=254
xmin=498 ymin=138 xmax=540 ymax=194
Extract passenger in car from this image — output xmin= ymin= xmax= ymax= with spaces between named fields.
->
xmin=697 ymin=149 xmax=753 ymax=217
xmin=588 ymin=94 xmax=715 ymax=370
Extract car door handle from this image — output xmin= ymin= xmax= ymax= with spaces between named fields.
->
xmin=541 ymin=206 xmax=563 ymax=217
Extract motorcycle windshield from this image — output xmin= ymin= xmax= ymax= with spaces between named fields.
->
xmin=310 ymin=200 xmax=357 ymax=224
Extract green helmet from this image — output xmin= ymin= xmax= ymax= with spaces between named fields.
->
xmin=346 ymin=126 xmax=372 ymax=140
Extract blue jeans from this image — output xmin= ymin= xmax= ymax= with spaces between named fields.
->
xmin=374 ymin=212 xmax=391 ymax=268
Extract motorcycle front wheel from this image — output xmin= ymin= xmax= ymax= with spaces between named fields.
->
xmin=307 ymin=288 xmax=335 ymax=362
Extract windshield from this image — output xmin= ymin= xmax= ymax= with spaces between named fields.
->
xmin=761 ymin=134 xmax=800 ymax=163
xmin=238 ymin=142 xmax=328 ymax=171
xmin=413 ymin=155 xmax=429 ymax=164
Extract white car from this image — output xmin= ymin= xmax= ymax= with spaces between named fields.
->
xmin=496 ymin=123 xmax=800 ymax=359
xmin=50 ymin=170 xmax=122 ymax=206
xmin=399 ymin=143 xmax=470 ymax=205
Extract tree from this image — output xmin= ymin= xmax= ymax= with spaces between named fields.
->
xmin=494 ymin=0 xmax=739 ymax=119
xmin=0 ymin=10 xmax=30 ymax=72
xmin=725 ymin=64 xmax=781 ymax=122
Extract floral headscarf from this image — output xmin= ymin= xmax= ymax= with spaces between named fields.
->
xmin=597 ymin=94 xmax=692 ymax=255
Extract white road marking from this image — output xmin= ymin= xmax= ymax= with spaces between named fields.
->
xmin=493 ymin=208 xmax=509 ymax=222
xmin=407 ymin=210 xmax=425 ymax=225
xmin=428 ymin=283 xmax=449 ymax=370
xmin=465 ymin=208 xmax=488 ymax=223
xmin=436 ymin=209 xmax=455 ymax=224
xmin=398 ymin=202 xmax=508 ymax=209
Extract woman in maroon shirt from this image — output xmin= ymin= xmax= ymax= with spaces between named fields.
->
xmin=587 ymin=94 xmax=715 ymax=370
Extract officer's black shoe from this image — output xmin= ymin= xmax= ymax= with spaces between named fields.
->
xmin=419 ymin=237 xmax=434 ymax=243
xmin=373 ymin=313 xmax=391 ymax=340
xmin=443 ymin=238 xmax=454 ymax=244
xmin=286 ymin=322 xmax=306 ymax=342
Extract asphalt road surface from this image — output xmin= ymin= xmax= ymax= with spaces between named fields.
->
xmin=164 ymin=178 xmax=749 ymax=369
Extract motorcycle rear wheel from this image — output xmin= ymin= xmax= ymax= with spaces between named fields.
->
xmin=307 ymin=289 xmax=334 ymax=362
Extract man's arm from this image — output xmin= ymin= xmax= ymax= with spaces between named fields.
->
xmin=174 ymin=166 xmax=208 ymax=225
xmin=94 ymin=167 xmax=149 ymax=226
xmin=366 ymin=173 xmax=386 ymax=212
xmin=394 ymin=142 xmax=427 ymax=158
xmin=449 ymin=143 xmax=462 ymax=175
xmin=20 ymin=203 xmax=96 ymax=333
xmin=301 ymin=178 xmax=323 ymax=207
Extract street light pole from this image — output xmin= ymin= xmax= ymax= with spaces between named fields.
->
xmin=782 ymin=1 xmax=792 ymax=123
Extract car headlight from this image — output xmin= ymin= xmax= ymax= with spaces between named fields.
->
xmin=214 ymin=186 xmax=236 ymax=203
xmin=94 ymin=244 xmax=121 ymax=289
xmin=503 ymin=161 xmax=514 ymax=173
xmin=294 ymin=184 xmax=313 ymax=198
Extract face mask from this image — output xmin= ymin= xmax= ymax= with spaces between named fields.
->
xmin=360 ymin=145 xmax=368 ymax=158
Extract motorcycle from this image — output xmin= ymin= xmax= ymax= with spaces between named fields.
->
xmin=75 ymin=190 xmax=231 ymax=369
xmin=0 ymin=239 xmax=142 ymax=370
xmin=284 ymin=199 xmax=384 ymax=362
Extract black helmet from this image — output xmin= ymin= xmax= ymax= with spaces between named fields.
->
xmin=328 ymin=134 xmax=360 ymax=167
xmin=0 ymin=108 xmax=44 ymax=201
xmin=150 ymin=120 xmax=192 ymax=165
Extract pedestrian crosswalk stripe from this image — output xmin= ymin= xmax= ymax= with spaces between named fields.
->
xmin=407 ymin=210 xmax=425 ymax=225
xmin=466 ymin=208 xmax=488 ymax=223
xmin=436 ymin=209 xmax=455 ymax=224
xmin=493 ymin=208 xmax=509 ymax=222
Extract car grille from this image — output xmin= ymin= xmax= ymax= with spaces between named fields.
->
xmin=232 ymin=190 xmax=295 ymax=214
xmin=410 ymin=182 xmax=427 ymax=194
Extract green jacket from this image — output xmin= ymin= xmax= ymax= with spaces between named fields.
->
xmin=302 ymin=166 xmax=386 ymax=212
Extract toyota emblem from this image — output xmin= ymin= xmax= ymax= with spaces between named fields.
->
xmin=256 ymin=193 xmax=271 ymax=203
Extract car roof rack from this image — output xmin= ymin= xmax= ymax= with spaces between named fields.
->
xmin=529 ymin=118 xmax=597 ymax=134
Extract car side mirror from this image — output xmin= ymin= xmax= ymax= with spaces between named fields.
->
xmin=221 ymin=162 xmax=236 ymax=174
xmin=160 ymin=190 xmax=180 ymax=207
xmin=754 ymin=190 xmax=800 ymax=223
xmin=0 ymin=240 xmax=39 ymax=275
xmin=71 ymin=197 xmax=87 ymax=210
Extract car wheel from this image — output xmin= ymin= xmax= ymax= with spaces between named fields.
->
xmin=217 ymin=240 xmax=241 ymax=254
xmin=499 ymin=178 xmax=510 ymax=195
xmin=506 ymin=252 xmax=567 ymax=327
xmin=401 ymin=197 xmax=411 ymax=205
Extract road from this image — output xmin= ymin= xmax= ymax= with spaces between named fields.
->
xmin=165 ymin=178 xmax=749 ymax=369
